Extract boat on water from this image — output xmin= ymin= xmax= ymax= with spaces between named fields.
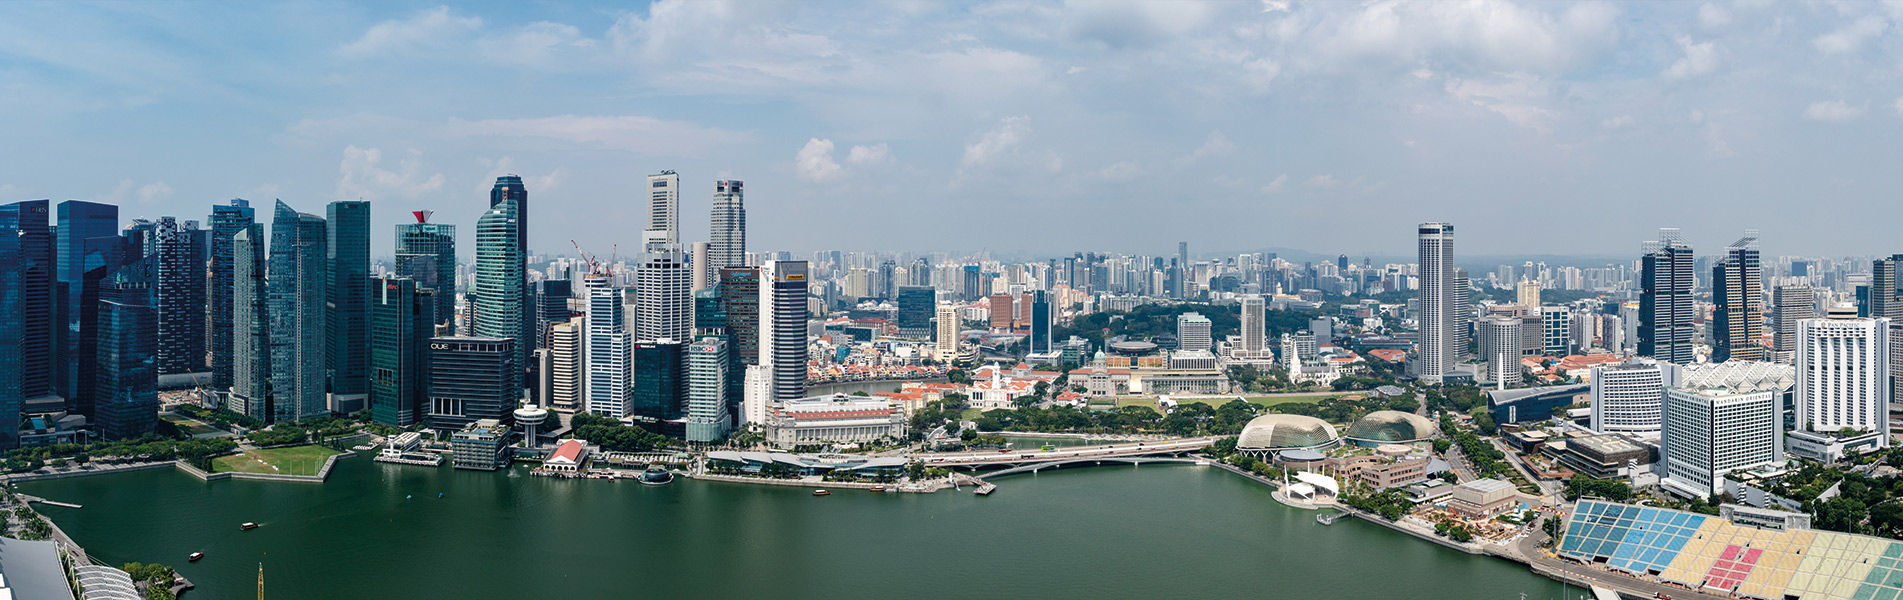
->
xmin=240 ymin=522 xmax=259 ymax=530
xmin=868 ymin=486 xmax=885 ymax=492
xmin=188 ymin=552 xmax=203 ymax=562
xmin=813 ymin=489 xmax=830 ymax=496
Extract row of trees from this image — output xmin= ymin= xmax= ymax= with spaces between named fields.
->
xmin=1440 ymin=415 xmax=1512 ymax=478
xmin=1269 ymin=394 xmax=1418 ymax=424
xmin=570 ymin=412 xmax=675 ymax=453
xmin=1341 ymin=488 xmax=1413 ymax=522
xmin=4 ymin=435 xmax=238 ymax=473
xmin=1562 ymin=475 xmax=1633 ymax=502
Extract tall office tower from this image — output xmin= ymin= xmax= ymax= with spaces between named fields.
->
xmin=760 ymin=260 xmax=809 ymax=402
xmin=1639 ymin=229 xmax=1696 ymax=365
xmin=909 ymin=258 xmax=931 ymax=287
xmin=146 ymin=217 xmax=207 ymax=376
xmin=936 ymin=303 xmax=959 ymax=358
xmin=1871 ymin=255 xmax=1903 ymax=411
xmin=709 ymin=180 xmax=745 ymax=271
xmin=1476 ymin=316 xmax=1521 ymax=387
xmin=95 ymin=256 xmax=158 ymax=440
xmin=490 ymin=176 xmax=531 ymax=359
xmin=427 ymin=336 xmax=518 ymax=432
xmin=879 ymin=260 xmax=897 ymax=299
xmin=1516 ymin=279 xmax=1540 ymax=308
xmin=690 ymin=241 xmax=712 ymax=292
xmin=473 ymin=195 xmax=528 ymax=371
xmin=532 ymin=278 xmax=572 ymax=350
xmin=1030 ymin=290 xmax=1052 ymax=353
xmin=1177 ymin=312 xmax=1212 ymax=352
xmin=369 ymin=277 xmax=434 ymax=428
xmin=1177 ymin=241 xmax=1189 ymax=298
xmin=1410 ymin=222 xmax=1456 ymax=383
xmin=718 ymin=267 xmax=761 ymax=366
xmin=1589 ymin=359 xmax=1679 ymax=435
xmin=1540 ymin=305 xmax=1572 ymax=355
xmin=583 ymin=273 xmax=631 ymax=418
xmin=269 ymin=202 xmax=328 ymax=422
xmin=1661 ymin=384 xmax=1782 ymax=498
xmin=1772 ymin=285 xmax=1817 ymax=364
xmin=0 ymin=201 xmax=52 ymax=401
xmin=229 ymin=225 xmax=271 ymax=419
xmin=1240 ymin=295 xmax=1266 ymax=353
xmin=962 ymin=265 xmax=981 ymax=301
xmin=207 ymin=199 xmax=254 ymax=395
xmin=686 ymin=337 xmax=732 ymax=443
xmin=637 ymin=247 xmax=692 ymax=343
xmin=987 ymin=294 xmax=1014 ymax=330
xmin=895 ymin=286 xmax=935 ymax=338
xmin=1795 ymin=314 xmax=1890 ymax=445
xmin=645 ymin=171 xmax=680 ymax=245
xmin=395 ymin=211 xmax=457 ymax=334
xmin=55 ymin=200 xmax=121 ymax=414
xmin=326 ymin=200 xmax=371 ymax=413
xmin=846 ymin=268 xmax=871 ymax=299
xmin=1452 ymin=268 xmax=1471 ymax=362
xmin=1710 ymin=231 xmax=1764 ymax=363
xmin=741 ymin=365 xmax=771 ymax=428
xmin=0 ymin=205 xmax=26 ymax=449
xmin=631 ymin=339 xmax=684 ymax=423
xmin=546 ymin=316 xmax=583 ymax=412
xmin=694 ymin=289 xmax=745 ymax=422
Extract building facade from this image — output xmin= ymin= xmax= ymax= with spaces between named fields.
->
xmin=1177 ymin=312 xmax=1212 ymax=352
xmin=1772 ymin=285 xmax=1816 ymax=364
xmin=370 ymin=277 xmax=434 ymax=428
xmin=764 ymin=394 xmax=905 ymax=448
xmin=709 ymin=180 xmax=745 ymax=271
xmin=583 ymin=273 xmax=630 ymax=418
xmin=428 ymin=337 xmax=518 ymax=432
xmin=473 ymin=195 xmax=527 ymax=372
xmin=1640 ymin=229 xmax=1696 ymax=365
xmin=269 ymin=202 xmax=328 ymax=422
xmin=761 ymin=260 xmax=809 ymax=402
xmin=1794 ymin=316 xmax=1890 ymax=445
xmin=1590 ymin=359 xmax=1679 ymax=435
xmin=1710 ymin=232 xmax=1764 ymax=363
xmin=207 ymin=199 xmax=253 ymax=395
xmin=1411 ymin=222 xmax=1456 ymax=383
xmin=394 ymin=213 xmax=457 ymax=334
xmin=546 ymin=316 xmax=582 ymax=412
xmin=95 ymin=256 xmax=157 ymax=440
xmin=150 ymin=217 xmax=206 ymax=376
xmin=326 ymin=200 xmax=372 ymax=413
xmin=686 ymin=337 xmax=732 ymax=443
xmin=1661 ymin=386 xmax=1782 ymax=498
xmin=229 ymin=225 xmax=271 ymax=420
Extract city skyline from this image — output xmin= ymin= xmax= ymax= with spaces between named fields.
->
xmin=8 ymin=2 xmax=1903 ymax=258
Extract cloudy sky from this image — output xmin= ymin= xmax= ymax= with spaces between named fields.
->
xmin=3 ymin=1 xmax=1902 ymax=260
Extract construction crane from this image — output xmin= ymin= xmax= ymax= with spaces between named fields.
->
xmin=571 ymin=240 xmax=617 ymax=277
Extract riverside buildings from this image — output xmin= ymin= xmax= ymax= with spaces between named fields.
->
xmin=761 ymin=260 xmax=810 ymax=402
xmin=584 ymin=273 xmax=630 ymax=418
xmin=370 ymin=277 xmax=433 ymax=428
xmin=428 ymin=337 xmax=517 ymax=432
xmin=473 ymin=194 xmax=527 ymax=371
xmin=207 ymin=200 xmax=254 ymax=397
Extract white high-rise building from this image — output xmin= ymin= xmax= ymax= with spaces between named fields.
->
xmin=936 ymin=303 xmax=959 ymax=358
xmin=1795 ymin=315 xmax=1890 ymax=440
xmin=1539 ymin=305 xmax=1572 ymax=355
xmin=1590 ymin=358 xmax=1680 ymax=436
xmin=1239 ymin=294 xmax=1267 ymax=353
xmin=583 ymin=273 xmax=631 ymax=418
xmin=1176 ymin=312 xmax=1212 ymax=352
xmin=1477 ymin=316 xmax=1521 ymax=387
xmin=636 ymin=248 xmax=692 ymax=343
xmin=645 ymin=171 xmax=679 ymax=246
xmin=1773 ymin=285 xmax=1817 ymax=364
xmin=709 ymin=180 xmax=745 ymax=271
xmin=1661 ymin=385 xmax=1782 ymax=498
xmin=741 ymin=365 xmax=771 ymax=427
xmin=760 ymin=260 xmax=809 ymax=402
xmin=547 ymin=316 xmax=582 ymax=412
xmin=1411 ymin=222 xmax=1456 ymax=383
xmin=1516 ymin=279 xmax=1540 ymax=308
xmin=690 ymin=241 xmax=712 ymax=293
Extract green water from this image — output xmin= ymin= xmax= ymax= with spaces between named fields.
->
xmin=24 ymin=454 xmax=1579 ymax=599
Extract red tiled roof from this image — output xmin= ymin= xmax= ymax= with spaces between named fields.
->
xmin=550 ymin=439 xmax=585 ymax=463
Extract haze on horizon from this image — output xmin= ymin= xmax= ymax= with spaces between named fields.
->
xmin=3 ymin=1 xmax=1900 ymax=260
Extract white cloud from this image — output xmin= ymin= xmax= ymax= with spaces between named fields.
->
xmin=95 ymin=179 xmax=134 ymax=203
xmin=1894 ymin=96 xmax=1903 ymax=116
xmin=1062 ymin=0 xmax=1215 ymax=49
xmin=1662 ymin=36 xmax=1719 ymax=80
xmin=1308 ymin=174 xmax=1337 ymax=188
xmin=444 ymin=115 xmax=749 ymax=158
xmin=1445 ymin=74 xmax=1559 ymax=131
xmin=1697 ymin=3 xmax=1731 ymax=29
xmin=1804 ymin=100 xmax=1864 ymax=122
xmin=1261 ymin=174 xmax=1288 ymax=194
xmin=336 ymin=146 xmax=446 ymax=199
xmin=846 ymin=143 xmax=893 ymax=166
xmin=1813 ymin=16 xmax=1888 ymax=54
xmin=481 ymin=157 xmax=565 ymax=193
xmin=962 ymin=116 xmax=1032 ymax=167
xmin=1099 ymin=160 xmax=1140 ymax=181
xmin=794 ymin=138 xmax=843 ymax=183
xmin=136 ymin=181 xmax=172 ymax=202
xmin=339 ymin=6 xmax=482 ymax=58
xmin=1600 ymin=115 xmax=1636 ymax=129
xmin=1180 ymin=130 xmax=1237 ymax=166
xmin=478 ymin=22 xmax=598 ymax=67
xmin=1308 ymin=1 xmax=1622 ymax=74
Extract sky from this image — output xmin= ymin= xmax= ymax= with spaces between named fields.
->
xmin=3 ymin=1 xmax=1903 ymax=261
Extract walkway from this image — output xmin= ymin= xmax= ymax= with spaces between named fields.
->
xmin=915 ymin=437 xmax=1216 ymax=468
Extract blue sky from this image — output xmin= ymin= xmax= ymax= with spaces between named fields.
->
xmin=4 ymin=1 xmax=1903 ymax=259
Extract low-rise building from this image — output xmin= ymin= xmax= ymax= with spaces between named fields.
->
xmin=1555 ymin=434 xmax=1654 ymax=480
xmin=451 ymin=419 xmax=511 ymax=471
xmin=1486 ymin=384 xmax=1588 ymax=425
xmin=1448 ymin=478 xmax=1518 ymax=517
xmin=1327 ymin=446 xmax=1433 ymax=489
xmin=765 ymin=394 xmax=907 ymax=448
xmin=541 ymin=439 xmax=590 ymax=474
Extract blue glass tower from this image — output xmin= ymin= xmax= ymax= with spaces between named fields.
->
xmin=97 ymin=255 xmax=158 ymax=440
xmin=396 ymin=213 xmax=457 ymax=335
xmin=269 ymin=201 xmax=328 ymax=422
xmin=327 ymin=200 xmax=372 ymax=413
xmin=0 ymin=205 xmax=28 ymax=448
xmin=152 ymin=217 xmax=206 ymax=376
xmin=371 ymin=276 xmax=433 ymax=428
xmin=0 ymin=200 xmax=52 ymax=402
xmin=208 ymin=199 xmax=255 ymax=395
xmin=229 ymin=224 xmax=271 ymax=419
xmin=474 ymin=195 xmax=526 ymax=371
xmin=56 ymin=200 xmax=122 ymax=417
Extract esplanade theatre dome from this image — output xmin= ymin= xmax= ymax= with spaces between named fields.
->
xmin=1236 ymin=414 xmax=1338 ymax=456
xmin=1343 ymin=411 xmax=1437 ymax=445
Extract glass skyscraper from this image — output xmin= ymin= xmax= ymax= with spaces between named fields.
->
xmin=370 ymin=276 xmax=433 ymax=428
xmin=685 ymin=337 xmax=731 ymax=443
xmin=395 ymin=213 xmax=457 ymax=335
xmin=427 ymin=336 xmax=517 ymax=432
xmin=269 ymin=201 xmax=328 ymax=422
xmin=0 ymin=204 xmax=27 ymax=449
xmin=152 ymin=217 xmax=206 ymax=376
xmin=327 ymin=200 xmax=372 ymax=413
xmin=229 ymin=224 xmax=271 ymax=419
xmin=761 ymin=260 xmax=809 ymax=402
xmin=56 ymin=200 xmax=122 ymax=417
xmin=0 ymin=200 xmax=52 ymax=402
xmin=473 ymin=195 xmax=527 ymax=370
xmin=96 ymin=255 xmax=158 ymax=440
xmin=533 ymin=278 xmax=571 ymax=350
xmin=631 ymin=339 xmax=683 ymax=422
xmin=208 ymin=199 xmax=254 ymax=395
xmin=489 ymin=176 xmax=530 ymax=368
xmin=1640 ymin=228 xmax=1697 ymax=365
xmin=1710 ymin=231 xmax=1764 ymax=363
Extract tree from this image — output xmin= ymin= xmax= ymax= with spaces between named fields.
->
xmin=947 ymin=369 xmax=972 ymax=385
xmin=1432 ymin=439 xmax=1451 ymax=454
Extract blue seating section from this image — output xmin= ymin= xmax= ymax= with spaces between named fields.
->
xmin=1558 ymin=500 xmax=1707 ymax=575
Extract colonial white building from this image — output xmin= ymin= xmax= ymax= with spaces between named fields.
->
xmin=764 ymin=394 xmax=906 ymax=447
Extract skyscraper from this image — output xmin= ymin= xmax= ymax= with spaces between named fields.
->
xmin=56 ymin=200 xmax=121 ymax=415
xmin=533 ymin=278 xmax=572 ymax=351
xmin=370 ymin=276 xmax=433 ymax=428
xmin=1710 ymin=231 xmax=1764 ymax=363
xmin=208 ymin=199 xmax=254 ymax=396
xmin=0 ymin=200 xmax=52 ymax=401
xmin=0 ymin=205 xmax=27 ymax=449
xmin=1030 ymin=290 xmax=1052 ymax=354
xmin=1870 ymin=255 xmax=1903 ymax=413
xmin=936 ymin=303 xmax=959 ymax=358
xmin=709 ymin=180 xmax=745 ymax=272
xmin=1177 ymin=312 xmax=1212 ymax=352
xmin=327 ymin=200 xmax=371 ymax=413
xmin=1795 ymin=313 xmax=1889 ymax=444
xmin=1239 ymin=294 xmax=1266 ymax=354
xmin=1590 ymin=359 xmax=1679 ymax=435
xmin=269 ymin=202 xmax=328 ymax=422
xmin=1410 ymin=222 xmax=1455 ymax=383
xmin=229 ymin=225 xmax=271 ymax=419
xmin=473 ymin=194 xmax=528 ymax=371
xmin=395 ymin=211 xmax=457 ymax=334
xmin=895 ymin=286 xmax=935 ymax=339
xmin=1772 ymin=285 xmax=1816 ymax=364
xmin=143 ymin=217 xmax=206 ymax=377
xmin=718 ymin=267 xmax=761 ymax=367
xmin=427 ymin=336 xmax=517 ymax=432
xmin=760 ymin=260 xmax=809 ymax=402
xmin=1661 ymin=384 xmax=1782 ymax=498
xmin=646 ymin=171 xmax=680 ymax=245
xmin=1452 ymin=268 xmax=1471 ymax=362
xmin=962 ymin=265 xmax=981 ymax=301
xmin=1477 ymin=315 xmax=1521 ymax=387
xmin=490 ymin=176 xmax=530 ymax=359
xmin=631 ymin=339 xmax=684 ymax=422
xmin=96 ymin=255 xmax=158 ymax=440
xmin=546 ymin=316 xmax=583 ymax=412
xmin=690 ymin=241 xmax=712 ymax=292
xmin=636 ymin=246 xmax=692 ymax=343
xmin=1640 ymin=228 xmax=1696 ymax=365
xmin=583 ymin=273 xmax=630 ymax=418
xmin=686 ymin=337 xmax=732 ymax=443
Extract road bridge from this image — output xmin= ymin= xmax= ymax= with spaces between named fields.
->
xmin=913 ymin=437 xmax=1217 ymax=469
xmin=975 ymin=457 xmax=1205 ymax=480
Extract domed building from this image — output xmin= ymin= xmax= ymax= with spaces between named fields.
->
xmin=1342 ymin=411 xmax=1438 ymax=447
xmin=1236 ymin=414 xmax=1339 ymax=457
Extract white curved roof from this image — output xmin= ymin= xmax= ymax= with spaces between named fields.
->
xmin=1237 ymin=414 xmax=1339 ymax=450
xmin=1681 ymin=361 xmax=1794 ymax=394
xmin=1292 ymin=471 xmax=1339 ymax=496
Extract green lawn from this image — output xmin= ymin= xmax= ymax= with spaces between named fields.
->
xmin=212 ymin=445 xmax=342 ymax=476
xmin=161 ymin=414 xmax=222 ymax=436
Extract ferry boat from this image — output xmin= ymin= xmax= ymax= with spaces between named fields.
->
xmin=240 ymin=522 xmax=259 ymax=530
xmin=188 ymin=552 xmax=204 ymax=562
xmin=868 ymin=486 xmax=885 ymax=492
xmin=812 ymin=489 xmax=830 ymax=496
